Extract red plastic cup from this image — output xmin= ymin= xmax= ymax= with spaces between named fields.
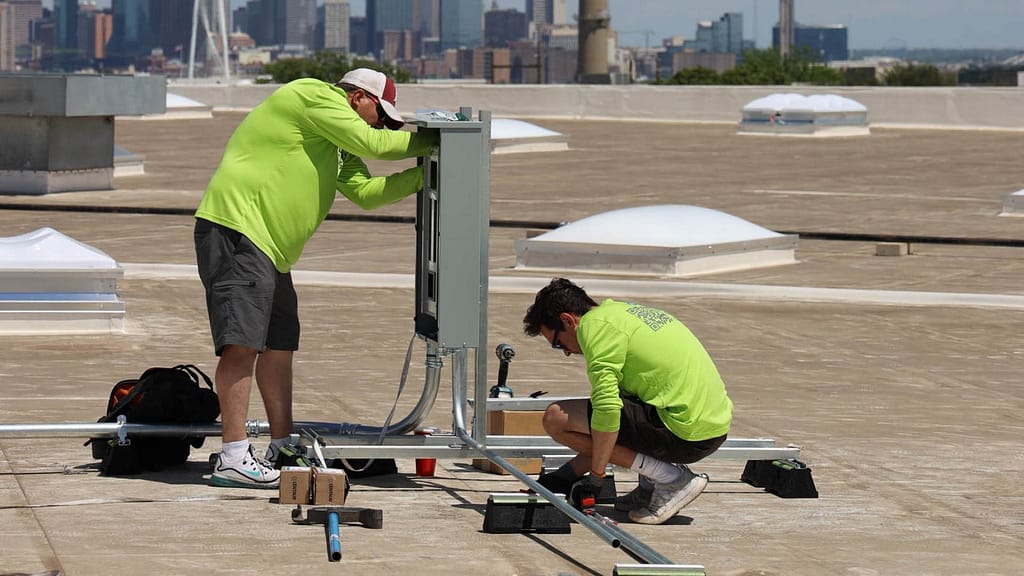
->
xmin=414 ymin=428 xmax=437 ymax=477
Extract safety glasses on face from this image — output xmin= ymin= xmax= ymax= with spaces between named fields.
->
xmin=550 ymin=326 xmax=564 ymax=350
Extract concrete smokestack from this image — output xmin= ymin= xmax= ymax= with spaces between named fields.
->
xmin=779 ymin=0 xmax=794 ymax=58
xmin=577 ymin=0 xmax=610 ymax=84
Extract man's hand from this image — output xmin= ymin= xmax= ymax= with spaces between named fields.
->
xmin=569 ymin=474 xmax=604 ymax=512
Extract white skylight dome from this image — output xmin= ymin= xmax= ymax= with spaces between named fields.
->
xmin=739 ymin=93 xmax=870 ymax=137
xmin=0 ymin=228 xmax=125 ymax=333
xmin=1001 ymin=189 xmax=1024 ymax=216
xmin=515 ymin=205 xmax=798 ymax=277
xmin=490 ymin=118 xmax=569 ymax=154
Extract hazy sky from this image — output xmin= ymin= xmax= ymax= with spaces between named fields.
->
xmin=68 ymin=1 xmax=1024 ymax=50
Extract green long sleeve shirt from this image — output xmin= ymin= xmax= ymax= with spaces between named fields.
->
xmin=578 ymin=299 xmax=733 ymax=442
xmin=196 ymin=78 xmax=435 ymax=273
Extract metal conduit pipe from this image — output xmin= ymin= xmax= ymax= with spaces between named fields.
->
xmin=449 ymin=349 xmax=674 ymax=564
xmin=0 ymin=343 xmax=443 ymax=440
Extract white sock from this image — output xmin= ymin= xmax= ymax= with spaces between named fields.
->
xmin=630 ymin=453 xmax=683 ymax=484
xmin=220 ymin=439 xmax=250 ymax=463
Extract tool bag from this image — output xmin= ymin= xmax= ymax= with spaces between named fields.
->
xmin=86 ymin=364 xmax=221 ymax=476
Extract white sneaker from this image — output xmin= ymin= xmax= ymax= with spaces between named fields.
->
xmin=629 ymin=465 xmax=708 ymax=525
xmin=212 ymin=445 xmax=280 ymax=489
xmin=614 ymin=475 xmax=654 ymax=512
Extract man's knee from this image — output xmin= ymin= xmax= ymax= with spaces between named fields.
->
xmin=542 ymin=403 xmax=567 ymax=436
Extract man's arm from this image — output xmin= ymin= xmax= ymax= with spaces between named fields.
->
xmin=336 ymin=153 xmax=423 ymax=210
xmin=581 ymin=319 xmax=628 ymax=476
xmin=304 ymin=85 xmax=435 ymax=161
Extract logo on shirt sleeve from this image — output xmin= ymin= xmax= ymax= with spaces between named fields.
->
xmin=626 ymin=305 xmax=673 ymax=332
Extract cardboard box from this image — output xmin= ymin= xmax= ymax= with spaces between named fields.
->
xmin=313 ymin=467 xmax=348 ymax=505
xmin=279 ymin=466 xmax=312 ymax=504
xmin=473 ymin=410 xmax=546 ymax=475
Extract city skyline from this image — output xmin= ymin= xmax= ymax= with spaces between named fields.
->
xmin=40 ymin=0 xmax=1024 ymax=51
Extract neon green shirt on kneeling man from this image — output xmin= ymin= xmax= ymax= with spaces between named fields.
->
xmin=578 ymin=299 xmax=733 ymax=442
xmin=196 ymin=78 xmax=436 ymax=273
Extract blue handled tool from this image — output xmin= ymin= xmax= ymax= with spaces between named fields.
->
xmin=326 ymin=510 xmax=341 ymax=561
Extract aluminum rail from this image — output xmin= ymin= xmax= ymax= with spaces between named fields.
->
xmin=449 ymin=350 xmax=679 ymax=566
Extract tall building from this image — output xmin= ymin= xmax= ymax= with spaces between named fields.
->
xmin=686 ymin=12 xmax=743 ymax=55
xmin=773 ymin=23 xmax=848 ymax=62
xmin=526 ymin=0 xmax=566 ymax=27
xmin=109 ymin=0 xmax=154 ymax=64
xmin=321 ymin=0 xmax=350 ymax=53
xmin=349 ymin=15 xmax=369 ymax=55
xmin=0 ymin=3 xmax=14 ymax=70
xmin=280 ymin=0 xmax=315 ymax=48
xmin=9 ymin=0 xmax=42 ymax=57
xmin=78 ymin=6 xmax=113 ymax=62
xmin=484 ymin=6 xmax=527 ymax=48
xmin=367 ymin=0 xmax=414 ymax=56
xmin=440 ymin=0 xmax=482 ymax=51
xmin=151 ymin=0 xmax=194 ymax=61
xmin=54 ymin=0 xmax=77 ymax=60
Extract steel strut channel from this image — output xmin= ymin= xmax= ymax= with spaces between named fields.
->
xmin=446 ymin=351 xmax=696 ymax=569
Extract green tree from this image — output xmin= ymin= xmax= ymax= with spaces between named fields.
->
xmin=882 ymin=63 xmax=955 ymax=86
xmin=663 ymin=66 xmax=720 ymax=85
xmin=262 ymin=51 xmax=413 ymax=84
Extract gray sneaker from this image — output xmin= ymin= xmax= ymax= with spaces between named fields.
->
xmin=628 ymin=465 xmax=708 ymax=525
xmin=614 ymin=475 xmax=654 ymax=512
xmin=212 ymin=445 xmax=280 ymax=489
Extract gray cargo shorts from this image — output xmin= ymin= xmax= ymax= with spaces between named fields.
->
xmin=194 ymin=218 xmax=300 ymax=355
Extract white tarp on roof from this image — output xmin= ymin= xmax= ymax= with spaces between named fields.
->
xmin=739 ymin=93 xmax=870 ymax=137
xmin=515 ymin=205 xmax=797 ymax=277
xmin=0 ymin=228 xmax=125 ymax=333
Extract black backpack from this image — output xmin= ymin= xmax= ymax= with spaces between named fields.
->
xmin=87 ymin=365 xmax=220 ymax=475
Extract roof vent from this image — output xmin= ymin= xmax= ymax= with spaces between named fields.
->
xmin=1001 ymin=189 xmax=1024 ymax=216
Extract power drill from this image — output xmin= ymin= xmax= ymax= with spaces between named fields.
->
xmin=489 ymin=344 xmax=515 ymax=398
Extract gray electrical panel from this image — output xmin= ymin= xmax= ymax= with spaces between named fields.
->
xmin=409 ymin=111 xmax=490 ymax=351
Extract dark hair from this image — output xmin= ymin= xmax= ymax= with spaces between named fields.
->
xmin=522 ymin=278 xmax=598 ymax=337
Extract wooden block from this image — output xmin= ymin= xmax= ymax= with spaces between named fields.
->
xmin=473 ymin=410 xmax=546 ymax=475
xmin=876 ymin=242 xmax=908 ymax=256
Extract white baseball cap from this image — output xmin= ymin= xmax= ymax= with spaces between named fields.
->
xmin=337 ymin=68 xmax=405 ymax=130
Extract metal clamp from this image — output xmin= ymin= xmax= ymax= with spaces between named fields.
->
xmin=115 ymin=414 xmax=130 ymax=447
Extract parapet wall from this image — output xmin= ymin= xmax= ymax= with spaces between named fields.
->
xmin=167 ymin=81 xmax=1024 ymax=130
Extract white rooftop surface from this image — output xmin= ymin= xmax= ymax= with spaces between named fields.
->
xmin=125 ymin=93 xmax=213 ymax=120
xmin=515 ymin=205 xmax=798 ymax=277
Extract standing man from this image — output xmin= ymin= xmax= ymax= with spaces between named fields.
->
xmin=195 ymin=69 xmax=436 ymax=488
xmin=522 ymin=278 xmax=733 ymax=524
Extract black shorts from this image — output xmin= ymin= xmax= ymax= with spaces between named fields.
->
xmin=590 ymin=397 xmax=727 ymax=464
xmin=194 ymin=218 xmax=300 ymax=355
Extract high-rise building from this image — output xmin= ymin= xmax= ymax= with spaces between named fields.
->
xmin=0 ymin=3 xmax=15 ymax=71
xmin=440 ymin=0 xmax=482 ymax=51
xmin=484 ymin=6 xmax=527 ymax=48
xmin=78 ymin=6 xmax=112 ymax=62
xmin=321 ymin=0 xmax=350 ymax=53
xmin=526 ymin=0 xmax=566 ymax=27
xmin=367 ymin=0 xmax=414 ymax=56
xmin=280 ymin=0 xmax=315 ymax=48
xmin=152 ymin=0 xmax=195 ymax=61
xmin=686 ymin=12 xmax=743 ymax=55
xmin=349 ymin=15 xmax=369 ymax=55
xmin=109 ymin=0 xmax=154 ymax=64
xmin=772 ymin=23 xmax=848 ymax=62
xmin=9 ymin=0 xmax=42 ymax=56
xmin=54 ymin=0 xmax=77 ymax=59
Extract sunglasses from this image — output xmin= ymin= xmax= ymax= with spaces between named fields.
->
xmin=362 ymin=90 xmax=388 ymax=128
xmin=550 ymin=326 xmax=564 ymax=350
